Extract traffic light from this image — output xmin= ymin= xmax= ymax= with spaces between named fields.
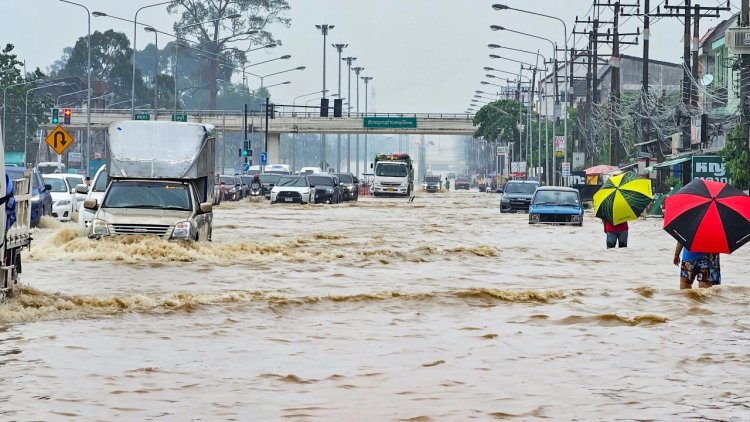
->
xmin=239 ymin=141 xmax=252 ymax=157
xmin=51 ymin=108 xmax=59 ymax=125
xmin=320 ymin=98 xmax=329 ymax=117
xmin=333 ymin=99 xmax=342 ymax=117
xmin=63 ymin=108 xmax=72 ymax=124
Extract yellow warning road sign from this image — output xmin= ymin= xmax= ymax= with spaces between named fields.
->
xmin=45 ymin=125 xmax=74 ymax=155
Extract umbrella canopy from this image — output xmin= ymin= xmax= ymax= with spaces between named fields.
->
xmin=593 ymin=172 xmax=653 ymax=224
xmin=585 ymin=164 xmax=620 ymax=176
xmin=663 ymin=179 xmax=750 ymax=254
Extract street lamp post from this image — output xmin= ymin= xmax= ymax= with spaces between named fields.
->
xmin=352 ymin=66 xmax=364 ymax=177
xmin=144 ymin=26 xmax=159 ymax=120
xmin=342 ymin=56 xmax=356 ymax=172
xmin=493 ymin=4 xmax=569 ymax=184
xmin=491 ymin=25 xmax=559 ymax=185
xmin=59 ymin=0 xmax=91 ymax=176
xmin=129 ymin=1 xmax=172 ymax=118
xmin=333 ymin=43 xmax=347 ymax=172
xmin=361 ymin=76 xmax=373 ymax=172
xmin=243 ymin=64 xmax=303 ymax=90
xmin=316 ymin=24 xmax=334 ymax=172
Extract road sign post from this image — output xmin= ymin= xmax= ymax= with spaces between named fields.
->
xmin=44 ymin=125 xmax=75 ymax=155
xmin=260 ymin=152 xmax=268 ymax=166
xmin=171 ymin=114 xmax=187 ymax=122
xmin=134 ymin=113 xmax=151 ymax=121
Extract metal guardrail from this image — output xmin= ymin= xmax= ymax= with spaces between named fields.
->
xmin=65 ymin=108 xmax=475 ymax=121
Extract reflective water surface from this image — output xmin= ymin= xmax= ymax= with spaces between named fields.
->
xmin=1 ymin=191 xmax=749 ymax=421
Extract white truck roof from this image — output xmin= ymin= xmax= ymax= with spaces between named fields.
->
xmin=108 ymin=121 xmax=215 ymax=179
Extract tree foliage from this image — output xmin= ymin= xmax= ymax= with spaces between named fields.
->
xmin=721 ymin=124 xmax=749 ymax=190
xmin=0 ymin=44 xmax=53 ymax=154
xmin=56 ymin=30 xmax=151 ymax=108
xmin=168 ymin=0 xmax=291 ymax=109
xmin=472 ymin=100 xmax=523 ymax=144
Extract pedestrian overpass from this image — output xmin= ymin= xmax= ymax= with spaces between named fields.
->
xmin=65 ymin=108 xmax=476 ymax=164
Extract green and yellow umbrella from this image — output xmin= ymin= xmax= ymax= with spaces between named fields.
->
xmin=593 ymin=172 xmax=653 ymax=224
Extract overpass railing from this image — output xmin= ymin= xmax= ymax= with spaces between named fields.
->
xmin=65 ymin=108 xmax=474 ymax=120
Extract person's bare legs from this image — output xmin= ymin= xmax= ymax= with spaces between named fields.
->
xmin=698 ymin=281 xmax=713 ymax=289
xmin=680 ymin=276 xmax=694 ymax=289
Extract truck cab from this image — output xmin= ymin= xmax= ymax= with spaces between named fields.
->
xmin=84 ymin=121 xmax=215 ymax=242
xmin=371 ymin=153 xmax=414 ymax=197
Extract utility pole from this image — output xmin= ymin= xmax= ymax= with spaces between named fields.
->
xmin=610 ymin=2 xmax=621 ymax=167
xmin=653 ymin=2 xmax=728 ymax=153
xmin=316 ymin=24 xmax=334 ymax=171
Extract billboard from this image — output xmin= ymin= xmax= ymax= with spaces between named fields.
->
xmin=692 ymin=155 xmax=728 ymax=183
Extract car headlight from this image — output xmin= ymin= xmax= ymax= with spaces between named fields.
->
xmin=571 ymin=215 xmax=580 ymax=222
xmin=92 ymin=219 xmax=109 ymax=236
xmin=32 ymin=195 xmax=40 ymax=202
xmin=171 ymin=221 xmax=192 ymax=239
xmin=56 ymin=200 xmax=71 ymax=206
xmin=501 ymin=197 xmax=510 ymax=203
xmin=530 ymin=214 xmax=540 ymax=222
xmin=302 ymin=189 xmax=310 ymax=195
xmin=229 ymin=187 xmax=237 ymax=193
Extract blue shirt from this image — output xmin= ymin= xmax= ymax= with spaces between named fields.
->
xmin=682 ymin=247 xmax=706 ymax=262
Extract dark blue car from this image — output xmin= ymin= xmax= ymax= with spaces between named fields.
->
xmin=6 ymin=167 xmax=52 ymax=228
xmin=528 ymin=186 xmax=584 ymax=226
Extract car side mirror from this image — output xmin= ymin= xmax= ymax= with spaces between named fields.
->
xmin=353 ymin=178 xmax=359 ymax=184
xmin=75 ymin=184 xmax=89 ymax=194
xmin=310 ymin=184 xmax=316 ymax=188
xmin=83 ymin=198 xmax=98 ymax=210
xmin=44 ymin=183 xmax=53 ymax=191
xmin=199 ymin=202 xmax=213 ymax=213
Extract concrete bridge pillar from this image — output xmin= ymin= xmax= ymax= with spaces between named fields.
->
xmin=267 ymin=132 xmax=281 ymax=165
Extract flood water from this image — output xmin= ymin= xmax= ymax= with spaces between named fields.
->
xmin=1 ymin=190 xmax=749 ymax=421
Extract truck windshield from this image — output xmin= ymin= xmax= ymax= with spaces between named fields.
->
xmin=376 ymin=163 xmax=408 ymax=177
xmin=103 ymin=181 xmax=192 ymax=210
xmin=505 ymin=183 xmax=538 ymax=194
xmin=533 ymin=190 xmax=580 ymax=206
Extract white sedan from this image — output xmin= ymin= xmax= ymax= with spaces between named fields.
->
xmin=42 ymin=174 xmax=75 ymax=222
xmin=270 ymin=175 xmax=314 ymax=204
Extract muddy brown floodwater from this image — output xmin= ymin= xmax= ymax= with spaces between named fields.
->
xmin=1 ymin=191 xmax=749 ymax=421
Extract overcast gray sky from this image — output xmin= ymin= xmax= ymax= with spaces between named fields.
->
xmin=1 ymin=0 xmax=741 ymax=113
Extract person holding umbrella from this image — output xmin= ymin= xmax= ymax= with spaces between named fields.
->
xmin=664 ymin=178 xmax=750 ymax=289
xmin=593 ymin=172 xmax=653 ymax=249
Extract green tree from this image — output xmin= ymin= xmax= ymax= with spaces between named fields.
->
xmin=721 ymin=124 xmax=749 ymax=190
xmin=168 ymin=0 xmax=291 ymax=109
xmin=57 ymin=30 xmax=150 ymax=108
xmin=472 ymin=100 xmax=523 ymax=145
xmin=0 ymin=44 xmax=53 ymax=155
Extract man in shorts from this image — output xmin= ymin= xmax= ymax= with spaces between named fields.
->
xmin=673 ymin=242 xmax=721 ymax=289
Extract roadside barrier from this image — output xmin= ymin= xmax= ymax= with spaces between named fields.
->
xmin=358 ymin=183 xmax=370 ymax=196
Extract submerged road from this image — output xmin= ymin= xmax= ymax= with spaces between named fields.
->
xmin=1 ymin=190 xmax=749 ymax=420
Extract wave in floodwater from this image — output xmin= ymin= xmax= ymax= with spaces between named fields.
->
xmin=0 ymin=286 xmax=574 ymax=324
xmin=28 ymin=228 xmax=500 ymax=264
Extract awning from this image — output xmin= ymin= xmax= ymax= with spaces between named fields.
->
xmin=643 ymin=156 xmax=692 ymax=172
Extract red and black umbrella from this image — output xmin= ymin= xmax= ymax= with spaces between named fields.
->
xmin=663 ymin=179 xmax=750 ymax=254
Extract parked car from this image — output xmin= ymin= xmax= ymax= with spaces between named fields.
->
xmin=528 ymin=186 xmax=584 ymax=226
xmin=218 ymin=175 xmax=242 ymax=201
xmin=42 ymin=174 xmax=75 ymax=222
xmin=62 ymin=174 xmax=86 ymax=209
xmin=307 ymin=174 xmax=342 ymax=204
xmin=500 ymin=180 xmax=540 ymax=213
xmin=77 ymin=165 xmax=108 ymax=232
xmin=298 ymin=166 xmax=323 ymax=175
xmin=7 ymin=167 xmax=52 ymax=228
xmin=270 ymin=175 xmax=314 ymax=204
xmin=335 ymin=172 xmax=359 ymax=201
xmin=447 ymin=172 xmax=456 ymax=180
xmin=37 ymin=161 xmax=66 ymax=175
xmin=259 ymin=173 xmax=282 ymax=199
xmin=454 ymin=176 xmax=470 ymax=190
xmin=424 ymin=175 xmax=442 ymax=192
